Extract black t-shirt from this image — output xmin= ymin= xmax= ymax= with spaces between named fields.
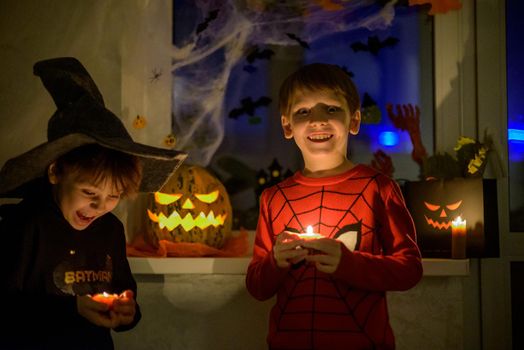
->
xmin=0 ymin=180 xmax=140 ymax=349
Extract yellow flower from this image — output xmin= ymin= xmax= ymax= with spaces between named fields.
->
xmin=478 ymin=147 xmax=487 ymax=156
xmin=467 ymin=161 xmax=479 ymax=174
xmin=454 ymin=136 xmax=476 ymax=151
xmin=473 ymin=154 xmax=484 ymax=166
xmin=467 ymin=154 xmax=484 ymax=174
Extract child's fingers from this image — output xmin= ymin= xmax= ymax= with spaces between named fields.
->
xmin=275 ymin=232 xmax=304 ymax=252
xmin=304 ymin=253 xmax=335 ymax=265
xmin=274 ymin=246 xmax=308 ymax=268
xmin=289 ymin=250 xmax=309 ymax=264
xmin=119 ymin=290 xmax=134 ymax=300
xmin=301 ymin=238 xmax=340 ymax=255
xmin=304 ymin=254 xmax=339 ymax=273
xmin=79 ymin=295 xmax=109 ymax=313
xmin=77 ymin=295 xmax=117 ymax=328
xmin=276 ymin=231 xmax=302 ymax=244
xmin=111 ymin=291 xmax=137 ymax=327
xmin=282 ymin=248 xmax=308 ymax=261
xmin=113 ymin=298 xmax=136 ymax=316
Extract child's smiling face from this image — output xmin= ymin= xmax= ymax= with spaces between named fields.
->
xmin=281 ymin=88 xmax=360 ymax=162
xmin=48 ymin=164 xmax=122 ymax=230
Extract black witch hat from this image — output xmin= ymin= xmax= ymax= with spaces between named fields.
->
xmin=0 ymin=57 xmax=187 ymax=196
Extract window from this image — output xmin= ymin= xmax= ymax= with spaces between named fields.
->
xmin=173 ymin=1 xmax=434 ymax=229
xmin=506 ymin=0 xmax=524 ymax=232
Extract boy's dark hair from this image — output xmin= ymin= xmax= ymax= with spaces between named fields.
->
xmin=279 ymin=63 xmax=360 ymax=117
xmin=52 ymin=144 xmax=142 ymax=198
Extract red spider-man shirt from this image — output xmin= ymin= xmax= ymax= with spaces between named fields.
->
xmin=246 ymin=164 xmax=422 ymax=350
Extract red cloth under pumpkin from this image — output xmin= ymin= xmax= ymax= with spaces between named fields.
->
xmin=126 ymin=228 xmax=250 ymax=257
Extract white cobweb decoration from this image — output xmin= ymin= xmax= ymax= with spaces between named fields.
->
xmin=172 ymin=0 xmax=397 ymax=166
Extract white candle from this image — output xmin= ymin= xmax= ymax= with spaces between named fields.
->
xmin=451 ymin=216 xmax=467 ymax=259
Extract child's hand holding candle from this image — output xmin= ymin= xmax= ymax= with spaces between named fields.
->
xmin=297 ymin=226 xmax=324 ymax=255
xmin=274 ymin=231 xmax=309 ymax=268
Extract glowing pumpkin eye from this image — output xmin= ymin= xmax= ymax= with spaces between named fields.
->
xmin=424 ymin=201 xmax=440 ymax=211
xmin=446 ymin=200 xmax=462 ymax=210
xmin=155 ymin=192 xmax=183 ymax=205
xmin=194 ymin=190 xmax=219 ymax=203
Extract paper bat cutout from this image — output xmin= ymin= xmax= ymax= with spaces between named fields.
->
xmin=350 ymin=35 xmax=399 ymax=56
xmin=246 ymin=46 xmax=275 ymax=63
xmin=228 ymin=96 xmax=272 ymax=119
xmin=243 ymin=46 xmax=275 ymax=74
xmin=286 ymin=33 xmax=310 ymax=49
xmin=196 ymin=9 xmax=219 ymax=34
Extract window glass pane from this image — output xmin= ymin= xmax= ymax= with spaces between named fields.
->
xmin=173 ymin=2 xmax=434 ymax=229
xmin=506 ymin=0 xmax=524 ymax=232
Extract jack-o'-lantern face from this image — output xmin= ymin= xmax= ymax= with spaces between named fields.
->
xmin=147 ymin=164 xmax=232 ymax=248
xmin=423 ymin=200 xmax=462 ymax=230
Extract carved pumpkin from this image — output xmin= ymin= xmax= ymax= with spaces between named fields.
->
xmin=403 ymin=178 xmax=499 ymax=258
xmin=147 ymin=164 xmax=232 ymax=248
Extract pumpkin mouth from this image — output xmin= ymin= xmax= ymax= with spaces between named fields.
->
xmin=424 ymin=215 xmax=451 ymax=230
xmin=147 ymin=209 xmax=227 ymax=231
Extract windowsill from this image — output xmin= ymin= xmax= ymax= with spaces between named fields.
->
xmin=128 ymin=257 xmax=470 ymax=276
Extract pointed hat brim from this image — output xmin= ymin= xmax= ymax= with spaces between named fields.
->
xmin=0 ymin=57 xmax=187 ymax=197
xmin=0 ymin=133 xmax=187 ymax=196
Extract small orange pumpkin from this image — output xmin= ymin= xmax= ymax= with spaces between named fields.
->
xmin=146 ymin=164 xmax=232 ymax=248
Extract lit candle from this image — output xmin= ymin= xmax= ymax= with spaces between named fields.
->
xmin=297 ymin=225 xmax=324 ymax=240
xmin=91 ymin=292 xmax=119 ymax=309
xmin=451 ymin=216 xmax=467 ymax=259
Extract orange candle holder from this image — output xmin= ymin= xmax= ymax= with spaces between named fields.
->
xmin=451 ymin=216 xmax=467 ymax=259
xmin=91 ymin=292 xmax=119 ymax=309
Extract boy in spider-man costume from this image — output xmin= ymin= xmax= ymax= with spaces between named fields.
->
xmin=246 ymin=63 xmax=423 ymax=350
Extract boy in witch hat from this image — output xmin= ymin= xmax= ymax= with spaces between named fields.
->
xmin=0 ymin=57 xmax=187 ymax=349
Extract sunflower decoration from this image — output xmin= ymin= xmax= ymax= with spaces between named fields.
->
xmin=454 ymin=134 xmax=492 ymax=177
xmin=422 ymin=130 xmax=493 ymax=180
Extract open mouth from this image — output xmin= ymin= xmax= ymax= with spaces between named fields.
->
xmin=76 ymin=211 xmax=95 ymax=225
xmin=307 ymin=134 xmax=333 ymax=142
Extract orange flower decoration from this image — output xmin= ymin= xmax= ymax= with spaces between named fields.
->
xmin=409 ymin=0 xmax=462 ymax=15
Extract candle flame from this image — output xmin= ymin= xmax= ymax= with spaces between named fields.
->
xmin=451 ymin=216 xmax=466 ymax=226
xmin=306 ymin=225 xmax=313 ymax=234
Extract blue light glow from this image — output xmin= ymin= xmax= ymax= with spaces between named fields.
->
xmin=508 ymin=128 xmax=524 ymax=142
xmin=378 ymin=131 xmax=399 ymax=147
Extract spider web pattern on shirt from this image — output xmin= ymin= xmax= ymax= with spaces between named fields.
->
xmin=266 ymin=171 xmax=390 ymax=348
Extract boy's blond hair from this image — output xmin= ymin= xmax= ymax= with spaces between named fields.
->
xmin=52 ymin=144 xmax=142 ymax=198
xmin=279 ymin=63 xmax=360 ymax=117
